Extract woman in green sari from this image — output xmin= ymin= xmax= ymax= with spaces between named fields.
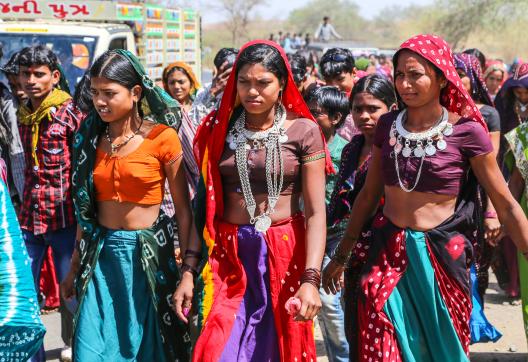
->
xmin=505 ymin=120 xmax=528 ymax=348
xmin=61 ymin=50 xmax=199 ymax=361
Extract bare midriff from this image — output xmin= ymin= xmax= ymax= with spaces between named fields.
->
xmin=97 ymin=201 xmax=161 ymax=230
xmin=221 ymin=192 xmax=302 ymax=225
xmin=383 ymin=185 xmax=457 ymax=231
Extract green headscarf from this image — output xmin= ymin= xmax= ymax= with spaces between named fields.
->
xmin=71 ymin=50 xmax=190 ymax=361
xmin=355 ymin=57 xmax=370 ymax=71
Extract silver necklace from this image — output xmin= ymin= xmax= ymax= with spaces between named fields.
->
xmin=391 ymin=107 xmax=451 ymax=192
xmin=105 ymin=119 xmax=143 ymax=154
xmin=229 ymin=104 xmax=287 ymax=232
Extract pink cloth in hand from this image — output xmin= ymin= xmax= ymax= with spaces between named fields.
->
xmin=285 ymin=297 xmax=301 ymax=315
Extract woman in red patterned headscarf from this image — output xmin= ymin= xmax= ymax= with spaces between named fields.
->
xmin=173 ymin=40 xmax=333 ymax=361
xmin=323 ymin=34 xmax=528 ymax=361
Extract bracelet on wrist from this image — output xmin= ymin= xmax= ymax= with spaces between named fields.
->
xmin=300 ymin=267 xmax=321 ymax=289
xmin=331 ymin=244 xmax=353 ymax=267
xmin=184 ymin=249 xmax=201 ymax=259
xmin=484 ymin=211 xmax=498 ymax=219
xmin=181 ymin=263 xmax=198 ymax=279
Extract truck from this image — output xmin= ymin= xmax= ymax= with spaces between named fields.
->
xmin=0 ymin=0 xmax=202 ymax=91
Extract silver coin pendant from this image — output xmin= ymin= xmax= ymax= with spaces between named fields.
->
xmin=437 ymin=139 xmax=447 ymax=150
xmin=443 ymin=125 xmax=453 ymax=136
xmin=229 ymin=142 xmax=237 ymax=150
xmin=394 ymin=143 xmax=403 ymax=154
xmin=402 ymin=147 xmax=412 ymax=158
xmin=425 ymin=144 xmax=437 ymax=156
xmin=255 ymin=215 xmax=272 ymax=233
xmin=414 ymin=146 xmax=425 ymax=158
xmin=279 ymin=134 xmax=288 ymax=143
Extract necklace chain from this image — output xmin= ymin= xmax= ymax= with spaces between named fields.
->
xmin=230 ymin=104 xmax=287 ymax=232
xmin=391 ymin=108 xmax=451 ymax=192
xmin=105 ymin=118 xmax=144 ymax=154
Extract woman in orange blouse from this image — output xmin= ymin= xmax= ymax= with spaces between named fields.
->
xmin=61 ymin=50 xmax=199 ymax=361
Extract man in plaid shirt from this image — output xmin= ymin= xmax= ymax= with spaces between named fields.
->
xmin=16 ymin=45 xmax=83 ymax=362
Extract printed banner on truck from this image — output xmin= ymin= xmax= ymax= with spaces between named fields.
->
xmin=0 ymin=1 xmax=143 ymax=21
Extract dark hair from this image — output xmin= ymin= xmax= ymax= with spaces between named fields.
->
xmin=18 ymin=45 xmax=59 ymax=71
xmin=351 ymin=74 xmax=397 ymax=109
xmin=306 ymin=85 xmax=349 ymax=128
xmin=73 ymin=73 xmax=92 ymax=114
xmin=288 ymin=53 xmax=307 ymax=85
xmin=1 ymin=51 xmax=21 ymax=75
xmin=213 ymin=47 xmax=238 ymax=70
xmin=88 ymin=50 xmax=144 ymax=115
xmin=320 ymin=48 xmax=355 ymax=80
xmin=235 ymin=43 xmax=288 ymax=84
xmin=463 ymin=48 xmax=486 ymax=70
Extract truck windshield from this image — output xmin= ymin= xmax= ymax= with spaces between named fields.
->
xmin=0 ymin=34 xmax=98 ymax=93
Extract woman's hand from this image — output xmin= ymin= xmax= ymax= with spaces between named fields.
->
xmin=293 ymin=283 xmax=322 ymax=321
xmin=172 ymin=272 xmax=194 ymax=324
xmin=322 ymin=259 xmax=346 ymax=295
xmin=484 ymin=217 xmax=502 ymax=246
xmin=60 ymin=271 xmax=76 ymax=301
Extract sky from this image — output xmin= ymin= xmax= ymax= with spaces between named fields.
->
xmin=200 ymin=0 xmax=433 ymax=25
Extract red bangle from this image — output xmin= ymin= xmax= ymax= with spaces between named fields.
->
xmin=484 ymin=211 xmax=498 ymax=219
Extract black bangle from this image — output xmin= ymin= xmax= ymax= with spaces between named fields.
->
xmin=181 ymin=263 xmax=198 ymax=279
xmin=331 ymin=245 xmax=352 ymax=267
xmin=184 ymin=249 xmax=201 ymax=258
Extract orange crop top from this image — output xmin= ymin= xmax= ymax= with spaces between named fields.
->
xmin=93 ymin=124 xmax=183 ymax=205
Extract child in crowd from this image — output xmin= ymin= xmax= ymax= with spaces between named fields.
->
xmin=319 ymin=48 xmax=357 ymax=141
xmin=306 ymin=85 xmax=350 ymax=362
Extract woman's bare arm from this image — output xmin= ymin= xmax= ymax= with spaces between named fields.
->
xmin=164 ymin=156 xmax=201 ymax=266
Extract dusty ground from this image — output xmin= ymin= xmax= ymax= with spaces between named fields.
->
xmin=42 ymin=275 xmax=526 ymax=361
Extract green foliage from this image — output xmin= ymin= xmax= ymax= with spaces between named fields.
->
xmin=286 ymin=0 xmax=367 ymax=40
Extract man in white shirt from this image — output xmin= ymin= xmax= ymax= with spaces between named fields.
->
xmin=314 ymin=16 xmax=342 ymax=42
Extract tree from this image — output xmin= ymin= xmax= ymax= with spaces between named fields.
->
xmin=217 ymin=0 xmax=267 ymax=45
xmin=435 ymin=0 xmax=528 ymax=48
xmin=287 ymin=0 xmax=367 ymax=41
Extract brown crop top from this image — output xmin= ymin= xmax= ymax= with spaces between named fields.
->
xmin=374 ymin=111 xmax=493 ymax=195
xmin=219 ymin=118 xmax=325 ymax=195
xmin=93 ymin=124 xmax=183 ymax=205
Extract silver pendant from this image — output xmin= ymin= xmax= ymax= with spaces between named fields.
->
xmin=255 ymin=215 xmax=272 ymax=232
xmin=437 ymin=139 xmax=447 ymax=150
xmin=389 ymin=137 xmax=397 ymax=146
xmin=442 ymin=124 xmax=453 ymax=136
xmin=402 ymin=146 xmax=412 ymax=158
xmin=279 ymin=134 xmax=288 ymax=143
xmin=394 ymin=143 xmax=403 ymax=154
xmin=414 ymin=146 xmax=425 ymax=157
xmin=229 ymin=142 xmax=237 ymax=150
xmin=425 ymin=144 xmax=437 ymax=156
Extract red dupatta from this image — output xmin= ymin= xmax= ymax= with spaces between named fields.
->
xmin=194 ymin=39 xmax=334 ymax=241
xmin=395 ymin=34 xmax=488 ymax=131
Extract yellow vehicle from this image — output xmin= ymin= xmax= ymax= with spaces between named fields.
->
xmin=0 ymin=0 xmax=201 ymax=91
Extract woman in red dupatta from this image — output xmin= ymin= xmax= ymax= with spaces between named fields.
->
xmin=323 ymin=34 xmax=528 ymax=362
xmin=175 ymin=40 xmax=333 ymax=361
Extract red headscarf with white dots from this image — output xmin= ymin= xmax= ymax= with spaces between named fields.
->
xmin=394 ymin=34 xmax=488 ymax=131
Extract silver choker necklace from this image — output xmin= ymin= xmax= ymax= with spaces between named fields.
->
xmin=391 ymin=107 xmax=452 ymax=192
xmin=227 ymin=104 xmax=288 ymax=232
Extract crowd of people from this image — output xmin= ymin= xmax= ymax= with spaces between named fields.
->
xmin=0 ymin=31 xmax=527 ymax=362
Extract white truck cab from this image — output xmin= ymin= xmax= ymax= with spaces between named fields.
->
xmin=0 ymin=21 xmax=136 ymax=90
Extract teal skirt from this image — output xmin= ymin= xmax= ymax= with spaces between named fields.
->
xmin=74 ymin=229 xmax=166 ymax=362
xmin=0 ymin=180 xmax=45 ymax=360
xmin=383 ymin=230 xmax=469 ymax=362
